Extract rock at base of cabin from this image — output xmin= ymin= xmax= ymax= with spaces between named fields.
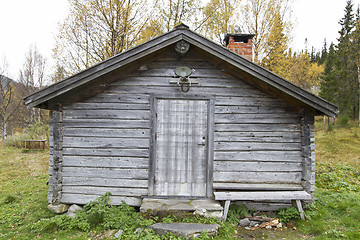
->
xmin=135 ymin=228 xmax=144 ymax=234
xmin=194 ymin=208 xmax=206 ymax=216
xmin=66 ymin=204 xmax=83 ymax=218
xmin=204 ymin=210 xmax=223 ymax=219
xmin=48 ymin=203 xmax=69 ymax=214
xmin=239 ymin=218 xmax=251 ymax=227
xmin=148 ymin=223 xmax=220 ymax=239
xmin=114 ymin=229 xmax=124 ymax=238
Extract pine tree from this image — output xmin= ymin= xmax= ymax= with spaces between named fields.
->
xmin=320 ymin=43 xmax=339 ymax=103
xmin=320 ymin=0 xmax=359 ymax=119
xmin=337 ymin=0 xmax=358 ymax=118
xmin=353 ymin=7 xmax=360 ymax=123
xmin=319 ymin=39 xmax=328 ymax=65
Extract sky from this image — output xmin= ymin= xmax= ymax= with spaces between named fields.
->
xmin=0 ymin=0 xmax=359 ymax=79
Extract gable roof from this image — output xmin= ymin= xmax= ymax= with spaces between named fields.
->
xmin=24 ymin=24 xmax=338 ymax=117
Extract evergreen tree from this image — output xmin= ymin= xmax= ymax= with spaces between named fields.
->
xmin=319 ymin=39 xmax=328 ymax=65
xmin=353 ymin=7 xmax=360 ymax=123
xmin=320 ymin=0 xmax=359 ymax=119
xmin=336 ymin=0 xmax=358 ymax=118
xmin=320 ymin=43 xmax=339 ymax=103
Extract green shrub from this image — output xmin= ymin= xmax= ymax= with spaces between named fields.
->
xmin=338 ymin=115 xmax=350 ymax=128
xmin=226 ymin=203 xmax=249 ymax=225
xmin=2 ymin=195 xmax=17 ymax=204
xmin=277 ymin=207 xmax=300 ymax=224
xmin=24 ymin=120 xmax=49 ymax=140
xmin=316 ymin=162 xmax=360 ymax=192
xmin=2 ymin=133 xmax=30 ymax=149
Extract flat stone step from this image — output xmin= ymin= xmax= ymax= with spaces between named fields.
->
xmin=149 ymin=223 xmax=220 ymax=239
xmin=140 ymin=198 xmax=223 ymax=219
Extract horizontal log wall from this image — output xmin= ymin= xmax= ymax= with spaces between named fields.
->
xmin=60 ymin=93 xmax=150 ymax=206
xmin=57 ymin=50 xmax=306 ymax=206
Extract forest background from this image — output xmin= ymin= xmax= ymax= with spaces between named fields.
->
xmin=1 ymin=0 xmax=360 ymax=141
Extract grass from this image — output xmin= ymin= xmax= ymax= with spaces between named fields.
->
xmin=0 ymin=120 xmax=359 ymax=239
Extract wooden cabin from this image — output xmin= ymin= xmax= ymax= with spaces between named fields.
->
xmin=24 ymin=24 xmax=337 ymax=212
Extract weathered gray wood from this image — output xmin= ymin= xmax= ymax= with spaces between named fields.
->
xmin=62 ymin=136 xmax=149 ymax=149
xmin=62 ymin=167 xmax=148 ymax=179
xmin=148 ymin=95 xmax=157 ymax=196
xmin=63 ymin=148 xmax=149 ymax=157
xmin=62 ymin=119 xmax=149 ymax=129
xmin=213 ymin=183 xmax=302 ymax=191
xmin=206 ymin=97 xmax=215 ymax=198
xmin=63 ymin=177 xmax=148 ymax=188
xmin=62 ymin=186 xmax=147 ymax=196
xmin=216 ymin=113 xmax=300 ymax=124
xmin=214 ymin=131 xmax=301 ymax=143
xmin=63 ymin=128 xmax=149 ymax=138
xmin=215 ymin=123 xmax=301 ymax=132
xmin=214 ymin=142 xmax=302 ymax=151
xmin=214 ymin=151 xmax=302 ymax=162
xmin=214 ymin=191 xmax=311 ymax=201
xmin=153 ymin=99 xmax=208 ymax=197
xmin=64 ymin=102 xmax=150 ymax=110
xmin=215 ymin=105 xmax=298 ymax=114
xmin=215 ymin=96 xmax=291 ymax=107
xmin=61 ymin=194 xmax=142 ymax=206
xmin=108 ymin=85 xmax=268 ymax=96
xmin=301 ymin=109 xmax=314 ymax=196
xmin=63 ymin=109 xmax=150 ymax=120
xmin=83 ymin=93 xmax=149 ymax=104
xmin=113 ymin=76 xmax=254 ymax=88
xmin=223 ymin=200 xmax=230 ymax=221
xmin=62 ymin=156 xmax=148 ymax=168
xmin=214 ymin=161 xmax=302 ymax=172
xmin=148 ymin=60 xmax=213 ymax=69
xmin=239 ymin=201 xmax=292 ymax=211
xmin=50 ymin=108 xmax=63 ymax=204
xmin=213 ymin=172 xmax=302 ymax=184
xmin=296 ymin=199 xmax=305 ymax=220
xmin=122 ymin=68 xmax=229 ymax=78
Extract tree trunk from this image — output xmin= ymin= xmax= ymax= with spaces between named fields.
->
xmin=358 ymin=63 xmax=360 ymax=126
xmin=2 ymin=121 xmax=7 ymax=141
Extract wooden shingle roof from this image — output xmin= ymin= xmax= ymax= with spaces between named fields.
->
xmin=24 ymin=24 xmax=338 ymax=117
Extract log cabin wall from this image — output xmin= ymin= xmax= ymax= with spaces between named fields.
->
xmin=49 ymin=49 xmax=313 ymax=207
xmin=48 ymin=106 xmax=64 ymax=204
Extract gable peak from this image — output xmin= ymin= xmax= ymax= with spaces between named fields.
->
xmin=175 ymin=23 xmax=189 ymax=30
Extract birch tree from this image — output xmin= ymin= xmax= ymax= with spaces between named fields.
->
xmin=54 ymin=0 xmax=158 ymax=74
xmin=239 ymin=0 xmax=294 ymax=63
xmin=18 ymin=46 xmax=48 ymax=124
xmin=199 ymin=0 xmax=239 ymax=43
xmin=0 ymin=59 xmax=22 ymax=140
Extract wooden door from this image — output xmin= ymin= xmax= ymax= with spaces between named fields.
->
xmin=153 ymin=99 xmax=208 ymax=197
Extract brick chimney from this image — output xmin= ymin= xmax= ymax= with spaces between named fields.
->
xmin=224 ymin=33 xmax=255 ymax=61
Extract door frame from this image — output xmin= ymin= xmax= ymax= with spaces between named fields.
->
xmin=148 ymin=94 xmax=215 ymax=198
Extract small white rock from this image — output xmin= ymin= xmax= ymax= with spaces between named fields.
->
xmin=115 ymin=229 xmax=124 ymax=238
